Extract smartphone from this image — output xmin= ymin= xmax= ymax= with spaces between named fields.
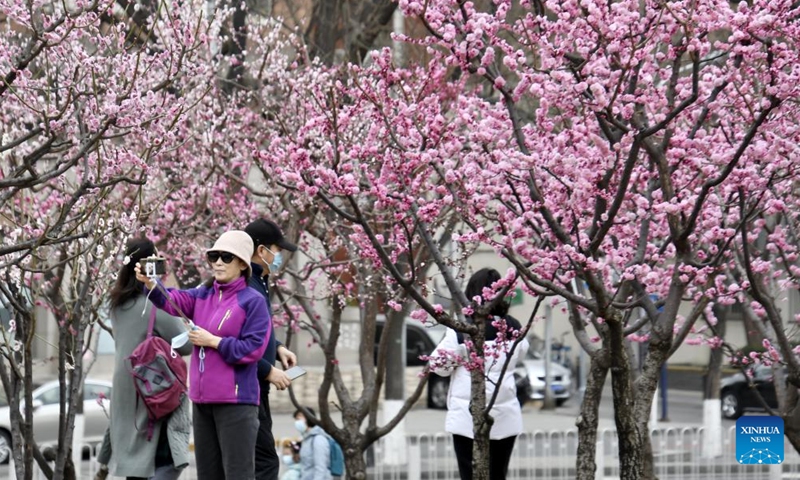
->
xmin=285 ymin=366 xmax=307 ymax=380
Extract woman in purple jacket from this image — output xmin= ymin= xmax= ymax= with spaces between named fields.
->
xmin=136 ymin=230 xmax=270 ymax=480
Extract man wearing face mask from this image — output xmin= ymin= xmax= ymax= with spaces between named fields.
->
xmin=245 ymin=218 xmax=300 ymax=480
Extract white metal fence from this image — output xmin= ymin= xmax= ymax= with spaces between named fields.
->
xmin=368 ymin=426 xmax=799 ymax=479
xmin=13 ymin=426 xmax=800 ymax=479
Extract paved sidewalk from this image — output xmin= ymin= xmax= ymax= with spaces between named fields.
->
xmin=271 ymin=387 xmax=714 ymax=442
xmin=269 ymin=404 xmax=595 ymax=444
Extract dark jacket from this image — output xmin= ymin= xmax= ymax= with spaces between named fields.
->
xmin=250 ymin=262 xmax=280 ymax=393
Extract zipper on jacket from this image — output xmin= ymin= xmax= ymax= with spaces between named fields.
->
xmin=218 ymin=289 xmax=223 ymax=302
xmin=235 ymin=383 xmax=239 ymax=397
xmin=199 ymin=347 xmax=206 ymax=373
xmin=217 ymin=309 xmax=232 ymax=330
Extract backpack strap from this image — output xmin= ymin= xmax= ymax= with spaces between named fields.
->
xmin=146 ymin=305 xmax=157 ymax=338
xmin=309 ymin=430 xmax=334 ymax=473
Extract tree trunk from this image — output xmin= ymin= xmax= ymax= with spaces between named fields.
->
xmin=471 ymin=366 xmax=491 ymax=480
xmin=607 ymin=317 xmax=644 ymax=480
xmin=343 ymin=447 xmax=367 ymax=480
xmin=306 ymin=0 xmax=343 ymax=65
xmin=704 ymin=305 xmax=727 ymax=400
xmin=384 ymin=308 xmax=405 ymax=400
xmin=638 ymin=415 xmax=657 ymax=480
xmin=347 ymin=0 xmax=397 ymax=64
xmin=340 ymin=409 xmax=366 ymax=480
xmin=633 ymin=336 xmax=673 ymax=480
xmin=305 ymin=0 xmax=396 ymax=66
xmin=225 ymin=1 xmax=248 ymax=89
xmin=575 ymin=351 xmax=610 ymax=480
xmin=702 ymin=305 xmax=727 ymax=458
xmin=22 ymin=312 xmax=34 ymax=480
xmin=1 ymin=306 xmax=39 ymax=480
xmin=633 ymin=354 xmax=665 ymax=480
xmin=470 ymin=318 xmax=492 ymax=480
xmin=741 ymin=302 xmax=762 ymax=347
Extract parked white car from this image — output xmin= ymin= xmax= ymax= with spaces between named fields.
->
xmin=519 ymin=348 xmax=573 ymax=406
xmin=0 ymin=379 xmax=112 ymax=464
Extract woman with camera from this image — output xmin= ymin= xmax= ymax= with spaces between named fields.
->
xmin=136 ymin=230 xmax=271 ymax=480
xmin=97 ymin=238 xmax=193 ymax=480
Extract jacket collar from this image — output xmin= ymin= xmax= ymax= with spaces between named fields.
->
xmin=303 ymin=425 xmax=324 ymax=438
xmin=214 ymin=275 xmax=247 ymax=292
xmin=251 ymin=262 xmax=266 ymax=278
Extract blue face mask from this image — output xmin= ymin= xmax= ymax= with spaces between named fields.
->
xmin=282 ymin=455 xmax=294 ymax=465
xmin=294 ymin=419 xmax=307 ymax=434
xmin=269 ymin=250 xmax=283 ymax=272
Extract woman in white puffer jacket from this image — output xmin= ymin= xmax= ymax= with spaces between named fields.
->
xmin=429 ymin=268 xmax=529 ymax=480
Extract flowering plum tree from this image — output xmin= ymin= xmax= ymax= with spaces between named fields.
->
xmin=234 ymin=0 xmax=800 ymax=479
xmin=0 ymin=0 xmax=213 ymax=476
xmin=388 ymin=0 xmax=800 ymax=478
xmin=3 ymin=0 xmax=799 ymax=479
xmin=721 ymin=176 xmax=800 ymax=451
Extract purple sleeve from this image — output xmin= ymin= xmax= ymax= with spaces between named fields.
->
xmin=217 ymin=294 xmax=271 ymax=365
xmin=147 ymin=281 xmax=198 ymax=320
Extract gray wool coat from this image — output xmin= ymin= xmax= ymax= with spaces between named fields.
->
xmin=96 ymin=297 xmax=193 ymax=477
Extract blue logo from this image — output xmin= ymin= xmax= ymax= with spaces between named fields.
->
xmin=736 ymin=416 xmax=784 ymax=464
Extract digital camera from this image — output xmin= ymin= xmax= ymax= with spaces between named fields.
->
xmin=141 ymin=256 xmax=166 ymax=277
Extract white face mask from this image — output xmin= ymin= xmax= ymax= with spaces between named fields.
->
xmin=171 ymin=331 xmax=189 ymax=350
xmin=171 ymin=323 xmax=198 ymax=349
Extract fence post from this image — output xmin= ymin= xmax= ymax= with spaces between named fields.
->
xmin=649 ymin=388 xmax=658 ymax=430
xmin=380 ymin=401 xmax=408 ymax=465
xmin=408 ymin=442 xmax=421 ymax=480
xmin=595 ymin=440 xmax=604 ymax=480
xmin=8 ymin=450 xmax=15 ymax=480
xmin=769 ymin=462 xmax=781 ymax=480
xmin=702 ymin=400 xmax=722 ymax=458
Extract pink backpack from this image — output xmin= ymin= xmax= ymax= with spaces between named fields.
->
xmin=126 ymin=308 xmax=188 ymax=440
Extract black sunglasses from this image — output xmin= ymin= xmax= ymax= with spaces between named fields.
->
xmin=206 ymin=251 xmax=236 ymax=264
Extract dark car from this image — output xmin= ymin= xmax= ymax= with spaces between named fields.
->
xmin=720 ymin=366 xmax=779 ymax=419
xmin=373 ymin=319 xmax=449 ymax=408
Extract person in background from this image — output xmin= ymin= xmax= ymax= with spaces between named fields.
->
xmin=136 ymin=230 xmax=270 ymax=480
xmin=294 ymin=407 xmax=331 ymax=480
xmin=279 ymin=441 xmax=302 ymax=480
xmin=97 ymin=238 xmax=192 ymax=480
xmin=429 ymin=268 xmax=530 ymax=480
xmin=245 ymin=218 xmax=299 ymax=480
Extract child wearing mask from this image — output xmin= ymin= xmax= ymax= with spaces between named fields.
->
xmin=280 ymin=441 xmax=302 ymax=480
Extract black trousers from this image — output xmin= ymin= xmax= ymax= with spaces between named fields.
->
xmin=193 ymin=403 xmax=259 ymax=480
xmin=255 ymin=392 xmax=280 ymax=480
xmin=452 ymin=434 xmax=517 ymax=480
